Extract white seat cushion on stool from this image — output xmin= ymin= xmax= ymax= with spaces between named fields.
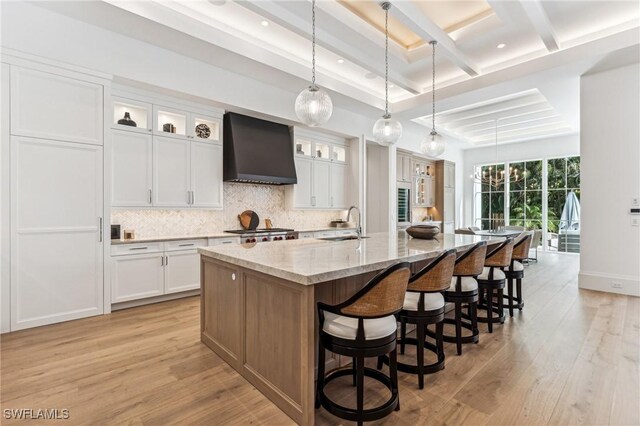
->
xmin=447 ymin=276 xmax=478 ymax=292
xmin=503 ymin=261 xmax=524 ymax=272
xmin=478 ymin=267 xmax=506 ymax=280
xmin=322 ymin=312 xmax=397 ymax=340
xmin=403 ymin=292 xmax=445 ymax=311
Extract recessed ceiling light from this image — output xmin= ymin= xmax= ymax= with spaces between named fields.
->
xmin=337 ymin=59 xmax=344 ymax=64
xmin=261 ymin=20 xmax=269 ymax=27
xmin=365 ymin=72 xmax=377 ymax=79
xmin=497 ymin=43 xmax=506 ymax=49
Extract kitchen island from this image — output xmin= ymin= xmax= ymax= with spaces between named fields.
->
xmin=198 ymin=232 xmax=502 ymax=425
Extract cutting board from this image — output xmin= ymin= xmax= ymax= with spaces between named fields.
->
xmin=238 ymin=210 xmax=260 ymax=230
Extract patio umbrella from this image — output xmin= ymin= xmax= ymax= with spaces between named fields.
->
xmin=560 ymin=191 xmax=580 ymax=231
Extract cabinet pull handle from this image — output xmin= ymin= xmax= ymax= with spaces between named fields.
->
xmin=165 ymin=256 xmax=168 ymax=265
xmin=148 ymin=189 xmax=152 ymax=204
xmin=130 ymin=246 xmax=148 ymax=251
xmin=98 ymin=217 xmax=103 ymax=242
xmin=178 ymin=243 xmax=194 ymax=247
xmin=161 ymin=256 xmax=164 ymax=266
xmin=191 ymin=191 xmax=195 ymax=205
xmin=331 ymin=196 xmax=334 ymax=207
xmin=222 ymin=241 xmax=232 ymax=244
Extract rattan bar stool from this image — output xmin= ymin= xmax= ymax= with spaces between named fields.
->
xmin=476 ymin=238 xmax=514 ymax=333
xmin=503 ymin=232 xmax=532 ymax=316
xmin=378 ymin=249 xmax=456 ymax=389
xmin=316 ymin=262 xmax=411 ymax=426
xmin=433 ymin=241 xmax=487 ymax=355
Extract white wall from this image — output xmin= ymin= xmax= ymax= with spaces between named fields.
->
xmin=579 ymin=62 xmax=640 ymax=297
xmin=461 ymin=134 xmax=580 ymax=227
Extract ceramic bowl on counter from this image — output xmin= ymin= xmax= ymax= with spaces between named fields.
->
xmin=406 ymin=225 xmax=440 ymax=240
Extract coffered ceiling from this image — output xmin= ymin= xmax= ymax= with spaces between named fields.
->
xmin=33 ymin=0 xmax=640 ymax=147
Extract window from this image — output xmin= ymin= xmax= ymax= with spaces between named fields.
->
xmin=547 ymin=156 xmax=581 ymax=252
xmin=509 ymin=160 xmax=543 ymax=230
xmin=475 ymin=163 xmax=505 ymax=230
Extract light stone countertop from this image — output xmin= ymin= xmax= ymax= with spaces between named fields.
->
xmin=198 ymin=232 xmax=503 ymax=285
xmin=111 ymin=227 xmax=356 ymax=245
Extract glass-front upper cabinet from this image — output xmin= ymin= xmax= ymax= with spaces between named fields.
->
xmin=112 ymin=97 xmax=152 ymax=133
xmin=154 ymin=105 xmax=188 ymax=138
xmin=331 ymin=145 xmax=346 ymax=163
xmin=294 ymin=131 xmax=348 ymax=163
xmin=295 ymin=138 xmax=313 ymax=158
xmin=191 ymin=114 xmax=221 ymax=143
xmin=414 ymin=176 xmax=435 ymax=207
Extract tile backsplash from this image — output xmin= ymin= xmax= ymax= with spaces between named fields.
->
xmin=111 ymin=183 xmax=347 ymax=238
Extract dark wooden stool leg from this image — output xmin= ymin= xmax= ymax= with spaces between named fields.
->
xmin=471 ymin=301 xmax=479 ymax=341
xmin=389 ymin=348 xmax=400 ymax=411
xmin=498 ymin=288 xmax=505 ymax=323
xmin=352 ymin=357 xmax=357 ymax=387
xmin=316 ymin=342 xmax=325 ymax=409
xmin=416 ymin=322 xmax=425 ymax=390
xmin=486 ymin=288 xmax=494 ymax=333
xmin=356 ymin=355 xmax=364 ymax=426
xmin=454 ymin=301 xmax=463 ymax=355
xmin=400 ymin=319 xmax=407 ymax=355
xmin=507 ymin=278 xmax=514 ymax=317
xmin=517 ymin=278 xmax=523 ymax=311
xmin=436 ymin=321 xmax=445 ymax=365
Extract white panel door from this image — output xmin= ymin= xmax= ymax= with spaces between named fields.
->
xmin=165 ymin=250 xmax=200 ymax=294
xmin=153 ymin=136 xmax=190 ymax=207
xmin=444 ymin=188 xmax=455 ymax=222
xmin=10 ymin=67 xmax=103 ymax=145
xmin=190 ymin=141 xmax=223 ymax=208
xmin=294 ymin=157 xmax=314 ymax=208
xmin=330 ymin=163 xmax=348 ymax=209
xmin=111 ymin=130 xmax=153 ymax=207
xmin=111 ymin=253 xmax=165 ymax=303
xmin=313 ymin=161 xmax=331 ymax=208
xmin=11 ymin=137 xmax=103 ymax=330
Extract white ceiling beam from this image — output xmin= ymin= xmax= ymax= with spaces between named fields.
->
xmin=457 ymin=109 xmax=558 ymax=132
xmin=518 ymin=0 xmax=560 ymax=52
xmin=237 ymin=0 xmax=421 ymax=95
xmin=472 ymin=122 xmax=571 ymax=143
xmin=389 ymin=2 xmax=481 ymax=76
xmin=463 ymin=116 xmax=563 ymax=137
xmin=435 ymin=95 xmax=546 ymax=124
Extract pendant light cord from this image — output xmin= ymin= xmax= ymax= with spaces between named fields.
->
xmin=311 ymin=0 xmax=316 ymax=88
xmin=431 ymin=41 xmax=436 ymax=133
xmin=384 ymin=3 xmax=390 ymax=117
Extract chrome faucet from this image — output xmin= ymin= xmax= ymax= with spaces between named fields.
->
xmin=346 ymin=206 xmax=362 ymax=239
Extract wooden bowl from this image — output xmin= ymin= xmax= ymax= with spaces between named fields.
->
xmin=406 ymin=225 xmax=440 ymax=240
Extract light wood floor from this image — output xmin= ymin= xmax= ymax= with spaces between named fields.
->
xmin=1 ymin=253 xmax=638 ymax=425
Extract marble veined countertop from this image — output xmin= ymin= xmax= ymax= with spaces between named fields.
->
xmin=198 ymin=232 xmax=502 ymax=285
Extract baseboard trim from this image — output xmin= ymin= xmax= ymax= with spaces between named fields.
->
xmin=111 ymin=290 xmax=200 ymax=311
xmin=579 ymin=271 xmax=639 ymax=297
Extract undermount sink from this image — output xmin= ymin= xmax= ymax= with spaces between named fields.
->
xmin=317 ymin=236 xmax=369 ymax=241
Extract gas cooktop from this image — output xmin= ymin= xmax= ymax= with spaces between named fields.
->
xmin=224 ymin=228 xmax=294 ymax=235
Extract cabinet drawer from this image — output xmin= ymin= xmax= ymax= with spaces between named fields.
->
xmin=165 ymin=239 xmax=207 ymax=251
xmin=298 ymin=232 xmax=314 ymax=239
xmin=111 ymin=241 xmax=164 ymax=256
xmin=208 ymin=237 xmax=241 ymax=246
xmin=336 ymin=229 xmax=357 ymax=236
xmin=314 ymin=230 xmax=337 ymax=238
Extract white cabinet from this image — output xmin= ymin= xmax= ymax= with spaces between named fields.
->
xmin=287 ymin=131 xmax=349 ymax=210
xmin=330 ymin=163 xmax=348 ymax=208
xmin=153 ymin=136 xmax=191 ymax=207
xmin=397 ymin=153 xmax=412 ymax=182
xmin=191 ymin=141 xmax=223 ymax=208
xmin=111 ymin=130 xmax=153 ymax=207
xmin=293 ymin=157 xmax=314 ymax=208
xmin=313 ymin=161 xmax=331 ymax=208
xmin=444 ymin=162 xmax=455 ymax=188
xmin=11 ymin=137 xmax=104 ymax=330
xmin=11 ymin=67 xmax=103 ymax=145
xmin=414 ymin=176 xmax=435 ymax=207
xmin=154 ymin=105 xmax=222 ymax=143
xmin=208 ymin=237 xmax=241 ymax=246
xmin=112 ymin=253 xmax=165 ymax=303
xmin=314 ymin=230 xmax=337 ymax=238
xmin=112 ymin=97 xmax=152 ymax=133
xmin=165 ymin=250 xmax=200 ymax=294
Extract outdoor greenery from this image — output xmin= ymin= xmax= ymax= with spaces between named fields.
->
xmin=475 ymin=156 xmax=580 ymax=233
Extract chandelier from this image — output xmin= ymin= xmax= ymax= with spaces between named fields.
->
xmin=372 ymin=2 xmax=402 ymax=146
xmin=295 ymin=0 xmax=333 ymax=126
xmin=471 ymin=119 xmax=522 ymax=188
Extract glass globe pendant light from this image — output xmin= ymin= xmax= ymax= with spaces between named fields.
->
xmin=295 ymin=0 xmax=333 ymax=126
xmin=421 ymin=40 xmax=445 ymax=157
xmin=373 ymin=2 xmax=402 ymax=146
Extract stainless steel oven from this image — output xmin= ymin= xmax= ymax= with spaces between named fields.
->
xmin=397 ymin=182 xmax=411 ymax=226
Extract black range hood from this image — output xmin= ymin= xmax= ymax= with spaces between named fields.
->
xmin=223 ymin=112 xmax=297 ymax=185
